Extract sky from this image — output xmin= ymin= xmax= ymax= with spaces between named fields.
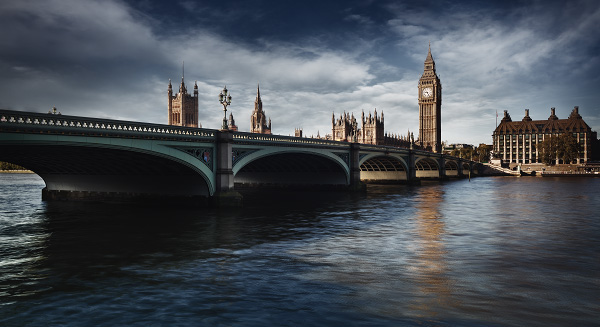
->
xmin=1 ymin=0 xmax=599 ymax=145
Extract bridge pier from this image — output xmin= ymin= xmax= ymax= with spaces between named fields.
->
xmin=349 ymin=143 xmax=366 ymax=191
xmin=439 ymin=155 xmax=449 ymax=180
xmin=213 ymin=130 xmax=243 ymax=206
xmin=405 ymin=146 xmax=420 ymax=185
xmin=457 ymin=158 xmax=465 ymax=178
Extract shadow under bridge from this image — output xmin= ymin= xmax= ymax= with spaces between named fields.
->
xmin=233 ymin=152 xmax=349 ymax=188
xmin=1 ymin=144 xmax=212 ymax=199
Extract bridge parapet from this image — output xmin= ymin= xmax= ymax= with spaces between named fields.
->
xmin=0 ymin=109 xmax=215 ymax=141
xmin=232 ymin=131 xmax=349 ymax=149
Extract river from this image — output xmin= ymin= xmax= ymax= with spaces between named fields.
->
xmin=0 ymin=173 xmax=598 ymax=326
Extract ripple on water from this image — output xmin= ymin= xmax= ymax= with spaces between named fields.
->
xmin=0 ymin=176 xmax=599 ymax=326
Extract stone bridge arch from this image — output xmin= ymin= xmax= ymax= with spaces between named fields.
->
xmin=462 ymin=162 xmax=472 ymax=176
xmin=415 ymin=157 xmax=440 ymax=179
xmin=0 ymin=137 xmax=215 ymax=198
xmin=358 ymin=154 xmax=408 ymax=182
xmin=232 ymin=147 xmax=350 ymax=187
xmin=445 ymin=160 xmax=459 ymax=177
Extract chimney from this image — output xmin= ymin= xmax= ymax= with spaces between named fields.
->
xmin=522 ymin=108 xmax=532 ymax=121
xmin=548 ymin=107 xmax=559 ymax=120
xmin=574 ymin=106 xmax=579 ymax=114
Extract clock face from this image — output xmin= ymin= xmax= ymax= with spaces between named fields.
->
xmin=422 ymin=87 xmax=433 ymax=98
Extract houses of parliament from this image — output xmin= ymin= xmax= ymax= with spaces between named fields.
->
xmin=168 ymin=79 xmax=271 ymax=135
xmin=331 ymin=45 xmax=442 ymax=152
xmin=167 ymin=45 xmax=443 ymax=152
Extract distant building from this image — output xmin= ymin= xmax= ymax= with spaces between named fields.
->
xmin=492 ymin=107 xmax=594 ymax=164
xmin=250 ymin=85 xmax=272 ymax=134
xmin=295 ymin=128 xmax=303 ymax=138
xmin=331 ymin=110 xmax=414 ymax=148
xmin=443 ymin=143 xmax=474 ymax=155
xmin=168 ymin=78 xmax=199 ymax=127
xmin=228 ymin=112 xmax=238 ymax=131
xmin=332 ymin=110 xmax=383 ymax=144
xmin=418 ymin=44 xmax=442 ymax=153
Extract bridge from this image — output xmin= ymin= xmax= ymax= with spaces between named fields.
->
xmin=0 ymin=109 xmax=480 ymax=205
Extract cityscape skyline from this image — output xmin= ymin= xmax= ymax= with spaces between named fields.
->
xmin=0 ymin=0 xmax=599 ymax=145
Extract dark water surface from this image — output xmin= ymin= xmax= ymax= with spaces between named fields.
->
xmin=0 ymin=174 xmax=598 ymax=326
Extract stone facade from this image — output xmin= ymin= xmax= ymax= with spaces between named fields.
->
xmin=332 ymin=112 xmax=358 ymax=142
xmin=250 ymin=85 xmax=272 ymax=134
xmin=228 ymin=112 xmax=238 ymax=131
xmin=168 ymin=78 xmax=199 ymax=128
xmin=331 ymin=110 xmax=413 ymax=148
xmin=492 ymin=106 xmax=594 ymax=164
xmin=418 ymin=44 xmax=442 ymax=153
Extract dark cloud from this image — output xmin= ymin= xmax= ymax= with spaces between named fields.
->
xmin=0 ymin=0 xmax=598 ymax=144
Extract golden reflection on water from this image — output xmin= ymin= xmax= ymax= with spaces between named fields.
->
xmin=410 ymin=185 xmax=457 ymax=318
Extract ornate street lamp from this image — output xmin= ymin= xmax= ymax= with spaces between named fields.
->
xmin=219 ymin=86 xmax=232 ymax=130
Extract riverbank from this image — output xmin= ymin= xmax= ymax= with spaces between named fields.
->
xmin=0 ymin=170 xmax=35 ymax=174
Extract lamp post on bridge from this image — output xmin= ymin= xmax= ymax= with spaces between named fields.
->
xmin=219 ymin=86 xmax=232 ymax=130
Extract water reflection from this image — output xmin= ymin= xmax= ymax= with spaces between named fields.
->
xmin=410 ymin=185 xmax=456 ymax=318
xmin=1 ymin=175 xmax=599 ymax=326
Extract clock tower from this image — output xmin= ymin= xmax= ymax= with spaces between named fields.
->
xmin=418 ymin=44 xmax=442 ymax=153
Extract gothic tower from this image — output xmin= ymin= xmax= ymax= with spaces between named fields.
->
xmin=418 ymin=44 xmax=442 ymax=152
xmin=168 ymin=76 xmax=199 ymax=128
xmin=332 ymin=112 xmax=358 ymax=142
xmin=360 ymin=109 xmax=384 ymax=145
xmin=250 ymin=84 xmax=272 ymax=134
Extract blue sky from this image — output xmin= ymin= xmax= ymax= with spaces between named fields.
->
xmin=1 ymin=0 xmax=599 ymax=145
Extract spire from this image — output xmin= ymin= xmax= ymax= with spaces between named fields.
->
xmin=425 ymin=42 xmax=433 ymax=62
xmin=424 ymin=43 xmax=436 ymax=72
xmin=254 ymin=83 xmax=262 ymax=112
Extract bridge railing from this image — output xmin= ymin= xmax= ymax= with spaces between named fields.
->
xmin=0 ymin=109 xmax=215 ymax=140
xmin=232 ymin=131 xmax=351 ymax=149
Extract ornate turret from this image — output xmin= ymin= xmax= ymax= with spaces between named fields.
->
xmin=250 ymin=84 xmax=272 ymax=134
xmin=228 ymin=112 xmax=238 ymax=131
xmin=167 ymin=71 xmax=198 ymax=127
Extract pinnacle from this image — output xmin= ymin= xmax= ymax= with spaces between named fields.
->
xmin=425 ymin=44 xmax=434 ymax=62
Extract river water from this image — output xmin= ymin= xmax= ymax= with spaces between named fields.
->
xmin=0 ymin=173 xmax=598 ymax=326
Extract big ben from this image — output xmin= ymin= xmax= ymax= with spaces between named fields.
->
xmin=418 ymin=44 xmax=442 ymax=153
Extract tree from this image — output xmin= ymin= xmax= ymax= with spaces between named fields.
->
xmin=459 ymin=147 xmax=474 ymax=160
xmin=539 ymin=134 xmax=581 ymax=165
xmin=557 ymin=134 xmax=580 ymax=164
xmin=476 ymin=145 xmax=492 ymax=162
xmin=539 ymin=136 xmax=559 ymax=165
